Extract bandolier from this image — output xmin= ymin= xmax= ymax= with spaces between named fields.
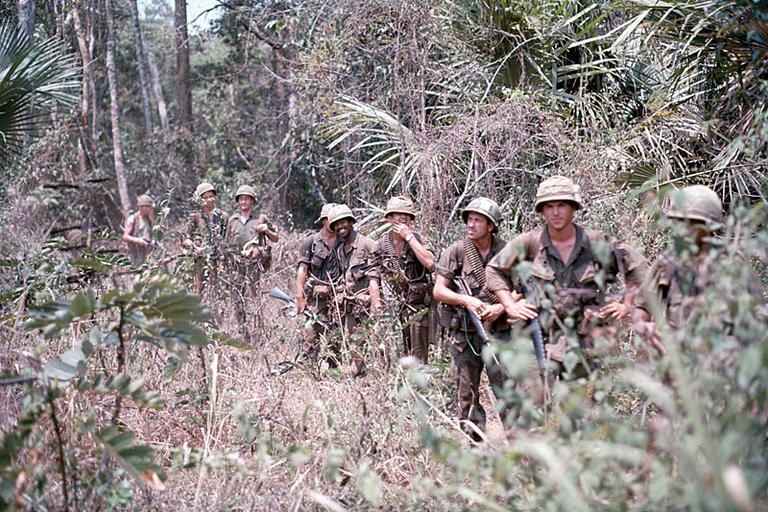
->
xmin=379 ymin=196 xmax=437 ymax=363
xmin=434 ymin=197 xmax=510 ymax=440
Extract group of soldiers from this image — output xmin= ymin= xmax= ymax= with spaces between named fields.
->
xmin=122 ymin=183 xmax=278 ymax=342
xmin=123 ymin=176 xmax=762 ymax=441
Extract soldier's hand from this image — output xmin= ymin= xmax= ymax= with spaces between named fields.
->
xmin=635 ymin=320 xmax=666 ymax=356
xmin=296 ymin=294 xmax=307 ymax=314
xmin=504 ymin=299 xmax=538 ymax=323
xmin=136 ymin=238 xmax=149 ymax=248
xmin=255 ymin=223 xmax=269 ymax=233
xmin=598 ymin=301 xmax=630 ymax=321
xmin=463 ymin=296 xmax=487 ymax=318
xmin=481 ymin=303 xmax=505 ymax=322
xmin=391 ymin=222 xmax=412 ymax=240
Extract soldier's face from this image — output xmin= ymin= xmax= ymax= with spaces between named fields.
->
xmin=387 ymin=213 xmax=413 ymax=227
xmin=237 ymin=195 xmax=254 ymax=212
xmin=541 ymin=201 xmax=575 ymax=231
xmin=138 ymin=205 xmax=153 ymax=217
xmin=333 ymin=218 xmax=353 ymax=238
xmin=201 ymin=191 xmax=216 ymax=210
xmin=466 ymin=212 xmax=493 ymax=240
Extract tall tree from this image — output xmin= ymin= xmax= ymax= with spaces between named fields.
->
xmin=72 ymin=4 xmax=96 ymax=176
xmin=174 ymin=0 xmax=194 ymax=175
xmin=146 ymin=46 xmax=170 ymax=135
xmin=105 ymin=0 xmax=131 ymax=217
xmin=17 ymin=0 xmax=34 ymax=40
xmin=130 ymin=0 xmax=153 ymax=133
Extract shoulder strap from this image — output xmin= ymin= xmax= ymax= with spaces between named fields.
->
xmin=462 ymin=238 xmax=497 ymax=303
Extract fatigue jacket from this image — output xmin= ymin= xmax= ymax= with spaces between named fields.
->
xmin=335 ymin=231 xmax=380 ymax=296
xmin=225 ymin=210 xmax=274 ymax=249
xmin=646 ymin=249 xmax=762 ymax=330
xmin=436 ymin=234 xmax=508 ymax=331
xmin=486 ymin=224 xmax=646 ymax=352
xmin=379 ymin=231 xmax=433 ymax=309
xmin=125 ymin=212 xmax=153 ymax=264
xmin=187 ymin=208 xmax=228 ymax=254
xmin=298 ymin=230 xmax=340 ymax=283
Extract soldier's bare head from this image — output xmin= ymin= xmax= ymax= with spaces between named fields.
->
xmin=465 ymin=212 xmax=495 ymax=242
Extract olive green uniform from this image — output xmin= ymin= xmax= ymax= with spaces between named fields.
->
xmin=187 ymin=208 xmax=228 ymax=296
xmin=486 ymin=224 xmax=646 ymax=382
xmin=379 ymin=231 xmax=434 ymax=363
xmin=225 ymin=210 xmax=276 ymax=335
xmin=298 ymin=230 xmax=341 ymax=361
xmin=125 ymin=212 xmax=153 ymax=266
xmin=437 ymin=235 xmax=510 ymax=438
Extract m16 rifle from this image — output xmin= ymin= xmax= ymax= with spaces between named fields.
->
xmin=520 ymin=280 xmax=550 ymax=404
xmin=452 ymin=277 xmax=502 ymax=367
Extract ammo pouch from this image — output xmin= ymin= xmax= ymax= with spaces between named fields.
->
xmin=406 ymin=281 xmax=429 ymax=306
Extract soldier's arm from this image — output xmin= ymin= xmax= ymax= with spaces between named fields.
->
xmin=296 ymin=263 xmax=309 ymax=313
xmin=599 ymin=239 xmax=648 ymax=320
xmin=487 ymin=237 xmax=537 ymax=321
xmin=122 ymin=216 xmax=147 ymax=247
xmin=256 ymin=215 xmax=279 ymax=242
xmin=408 ymin=234 xmax=435 ymax=271
xmin=368 ymin=277 xmax=382 ymax=312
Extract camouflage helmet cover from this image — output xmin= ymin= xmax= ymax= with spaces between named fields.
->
xmin=462 ymin=197 xmax=502 ymax=229
xmin=534 ymin=176 xmax=583 ymax=212
xmin=666 ymin=185 xmax=723 ymax=226
xmin=385 ymin=196 xmax=416 ymax=217
xmin=234 ymin=185 xmax=257 ymax=201
xmin=137 ymin=194 xmax=154 ymax=207
xmin=327 ymin=204 xmax=356 ymax=226
xmin=315 ymin=202 xmax=338 ymax=224
xmin=195 ymin=182 xmax=216 ymax=198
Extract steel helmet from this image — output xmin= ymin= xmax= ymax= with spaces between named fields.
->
xmin=315 ymin=202 xmax=338 ymax=224
xmin=534 ymin=176 xmax=583 ymax=212
xmin=327 ymin=204 xmax=356 ymax=227
xmin=462 ymin=197 xmax=502 ymax=229
xmin=385 ymin=196 xmax=416 ymax=217
xmin=137 ymin=194 xmax=154 ymax=207
xmin=666 ymin=185 xmax=723 ymax=226
xmin=235 ymin=185 xmax=257 ymax=201
xmin=195 ymin=182 xmax=216 ymax=198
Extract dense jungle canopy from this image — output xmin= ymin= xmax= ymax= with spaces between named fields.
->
xmin=0 ymin=0 xmax=767 ymax=509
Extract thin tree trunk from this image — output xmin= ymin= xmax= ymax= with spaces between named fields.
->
xmin=146 ymin=47 xmax=170 ymax=135
xmin=87 ymin=0 xmax=98 ymax=142
xmin=105 ymin=0 xmax=132 ymax=217
xmin=129 ymin=0 xmax=153 ymax=133
xmin=72 ymin=5 xmax=94 ymax=176
xmin=17 ymin=0 xmax=35 ymax=40
xmin=174 ymin=0 xmax=193 ymax=135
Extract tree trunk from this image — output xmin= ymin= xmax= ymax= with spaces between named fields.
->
xmin=72 ymin=5 xmax=94 ymax=176
xmin=105 ymin=0 xmax=132 ymax=217
xmin=129 ymin=0 xmax=153 ymax=133
xmin=174 ymin=0 xmax=195 ymax=175
xmin=146 ymin=47 xmax=170 ymax=135
xmin=17 ymin=0 xmax=35 ymax=40
xmin=174 ymin=0 xmax=193 ymax=135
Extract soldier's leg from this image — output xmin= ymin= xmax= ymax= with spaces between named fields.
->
xmin=450 ymin=331 xmax=486 ymax=440
xmin=485 ymin=331 xmax=515 ymax=423
xmin=411 ymin=315 xmax=430 ymax=364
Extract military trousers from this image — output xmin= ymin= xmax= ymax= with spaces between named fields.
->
xmin=448 ymin=328 xmax=513 ymax=441
xmin=401 ymin=308 xmax=430 ymax=364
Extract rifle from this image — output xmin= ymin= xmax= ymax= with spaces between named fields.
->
xmin=452 ymin=277 xmax=493 ymax=354
xmin=268 ymin=287 xmax=327 ymax=328
xmin=520 ymin=280 xmax=550 ymax=404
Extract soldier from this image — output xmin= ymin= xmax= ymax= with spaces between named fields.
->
xmin=636 ymin=185 xmax=762 ymax=353
xmin=295 ymin=202 xmax=341 ymax=363
xmin=182 ymin=182 xmax=228 ymax=297
xmin=432 ymin=197 xmax=510 ymax=440
xmin=122 ymin=194 xmax=156 ymax=267
xmin=486 ymin=176 xmax=647 ymax=396
xmin=225 ymin=185 xmax=279 ymax=341
xmin=378 ymin=196 xmax=436 ymax=364
xmin=328 ymin=204 xmax=383 ymax=374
